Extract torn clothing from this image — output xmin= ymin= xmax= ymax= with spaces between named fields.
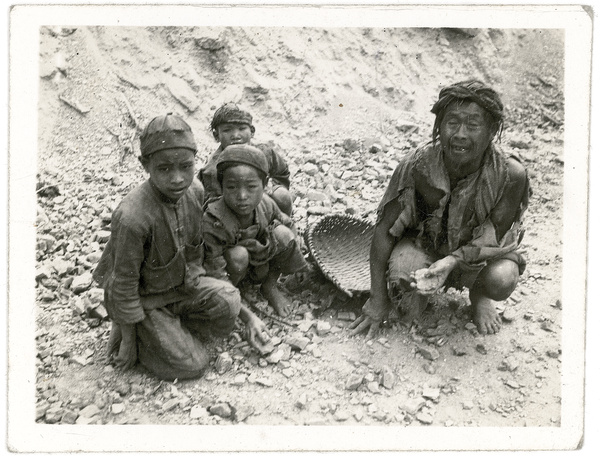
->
xmin=361 ymin=234 xmax=527 ymax=322
xmin=377 ymin=142 xmax=530 ymax=273
xmin=199 ymin=142 xmax=291 ymax=203
xmin=203 ymin=195 xmax=306 ymax=282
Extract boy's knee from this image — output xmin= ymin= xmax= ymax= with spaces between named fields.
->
xmin=155 ymin=349 xmax=210 ymax=381
xmin=477 ymin=260 xmax=520 ymax=300
xmin=214 ymin=283 xmax=242 ymax=320
xmin=224 ymin=246 xmax=250 ymax=275
xmin=273 ymin=224 xmax=295 ymax=246
xmin=209 ymin=286 xmax=241 ymax=338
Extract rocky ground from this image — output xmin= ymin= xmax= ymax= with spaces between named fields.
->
xmin=34 ymin=26 xmax=565 ymax=429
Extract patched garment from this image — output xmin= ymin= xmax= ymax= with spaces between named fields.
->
xmin=378 ymin=142 xmax=531 ymax=271
xmin=202 ymin=195 xmax=300 ymax=280
xmin=92 ymin=178 xmax=206 ymax=324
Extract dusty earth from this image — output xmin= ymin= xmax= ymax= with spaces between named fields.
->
xmin=33 ymin=25 xmax=565 ymax=430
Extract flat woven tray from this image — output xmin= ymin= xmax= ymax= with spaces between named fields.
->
xmin=305 ymin=214 xmax=375 ymax=297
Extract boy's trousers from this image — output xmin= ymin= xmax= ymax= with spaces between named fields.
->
xmin=136 ymin=277 xmax=241 ymax=381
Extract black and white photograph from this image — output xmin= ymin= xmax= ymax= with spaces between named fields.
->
xmin=5 ymin=2 xmax=596 ymax=454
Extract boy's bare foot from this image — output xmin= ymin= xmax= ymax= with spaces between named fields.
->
xmin=260 ymin=281 xmax=292 ymax=318
xmin=472 ymin=297 xmax=502 ymax=334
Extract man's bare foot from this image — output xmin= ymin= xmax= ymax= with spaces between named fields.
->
xmin=472 ymin=297 xmax=502 ymax=334
xmin=261 ymin=281 xmax=292 ymax=318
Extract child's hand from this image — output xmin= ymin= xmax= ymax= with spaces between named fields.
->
xmin=106 ymin=321 xmax=122 ymax=359
xmin=106 ymin=322 xmax=137 ymax=371
xmin=244 ymin=315 xmax=272 ymax=355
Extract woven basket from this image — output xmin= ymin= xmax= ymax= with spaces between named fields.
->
xmin=305 ymin=214 xmax=375 ymax=297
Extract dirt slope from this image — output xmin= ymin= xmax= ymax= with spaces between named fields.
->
xmin=35 ymin=26 xmax=565 ymax=430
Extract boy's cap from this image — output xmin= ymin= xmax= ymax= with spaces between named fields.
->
xmin=217 ymin=144 xmax=269 ymax=176
xmin=140 ymin=113 xmax=197 ymax=157
xmin=211 ymin=103 xmax=253 ymax=130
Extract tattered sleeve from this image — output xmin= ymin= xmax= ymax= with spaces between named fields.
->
xmin=376 ymin=158 xmax=418 ymax=237
xmin=451 ymin=174 xmax=530 ymax=269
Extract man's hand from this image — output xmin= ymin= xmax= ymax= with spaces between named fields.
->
xmin=348 ymin=314 xmax=381 ymax=339
xmin=244 ymin=314 xmax=272 ymax=355
xmin=348 ymin=296 xmax=389 ymax=339
xmin=411 ymin=255 xmax=458 ymax=295
xmin=106 ymin=322 xmax=137 ymax=371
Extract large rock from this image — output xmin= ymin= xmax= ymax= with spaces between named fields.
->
xmin=190 ymin=405 xmax=210 ymax=420
xmin=285 ymin=336 xmax=310 ymax=351
xmin=302 ymin=162 xmax=319 ymax=176
xmin=44 ymin=406 xmax=65 ymax=424
xmin=422 ymin=387 xmax=441 ymax=401
xmin=380 ymin=365 xmax=396 ymax=389
xmin=417 ymin=345 xmax=440 ymax=361
xmin=209 ymin=403 xmax=233 ymax=419
xmin=315 ymin=320 xmax=332 ymax=336
xmin=401 ymin=397 xmax=426 ymax=415
xmin=93 ymin=230 xmax=111 ymax=244
xmin=215 ymin=352 xmax=233 ymax=374
xmin=345 ymin=374 xmax=364 ymax=391
xmin=71 ymin=272 xmax=93 ymax=294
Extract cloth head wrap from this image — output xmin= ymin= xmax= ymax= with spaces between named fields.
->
xmin=210 ymin=103 xmax=254 ymax=133
xmin=216 ymin=144 xmax=269 ymax=183
xmin=430 ymin=80 xmax=504 ymax=142
xmin=140 ymin=113 xmax=197 ymax=157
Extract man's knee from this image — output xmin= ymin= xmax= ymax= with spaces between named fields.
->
xmin=273 ymin=224 xmax=295 ymax=246
xmin=388 ymin=238 xmax=434 ymax=293
xmin=224 ymin=246 xmax=250 ymax=276
xmin=476 ymin=259 xmax=520 ymax=300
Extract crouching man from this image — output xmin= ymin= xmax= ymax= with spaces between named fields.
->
xmin=351 ymin=80 xmax=531 ymax=338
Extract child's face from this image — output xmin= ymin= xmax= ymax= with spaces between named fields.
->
xmin=222 ymin=165 xmax=265 ymax=218
xmin=216 ymin=123 xmax=253 ymax=149
xmin=142 ymin=148 xmax=195 ymax=201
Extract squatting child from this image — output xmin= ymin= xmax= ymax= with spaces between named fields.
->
xmin=203 ymin=144 xmax=307 ymax=318
xmin=93 ymin=113 xmax=270 ymax=381
xmin=198 ymin=103 xmax=294 ymax=215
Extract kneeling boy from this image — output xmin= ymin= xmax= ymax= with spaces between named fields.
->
xmin=93 ymin=113 xmax=269 ymax=381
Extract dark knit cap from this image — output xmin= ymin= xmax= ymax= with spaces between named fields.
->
xmin=210 ymin=103 xmax=254 ymax=131
xmin=431 ymin=80 xmax=504 ymax=141
xmin=216 ymin=144 xmax=269 ymax=181
xmin=140 ymin=113 xmax=197 ymax=157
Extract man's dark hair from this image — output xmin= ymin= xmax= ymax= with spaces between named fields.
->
xmin=430 ymin=80 xmax=504 ymax=144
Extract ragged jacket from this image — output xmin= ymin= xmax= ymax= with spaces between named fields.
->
xmin=202 ymin=195 xmax=294 ymax=281
xmin=378 ymin=142 xmax=530 ymax=270
xmin=199 ymin=142 xmax=291 ymax=203
xmin=92 ymin=178 xmax=206 ymax=325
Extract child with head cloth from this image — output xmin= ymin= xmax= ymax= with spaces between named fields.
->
xmin=202 ymin=144 xmax=307 ymax=318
